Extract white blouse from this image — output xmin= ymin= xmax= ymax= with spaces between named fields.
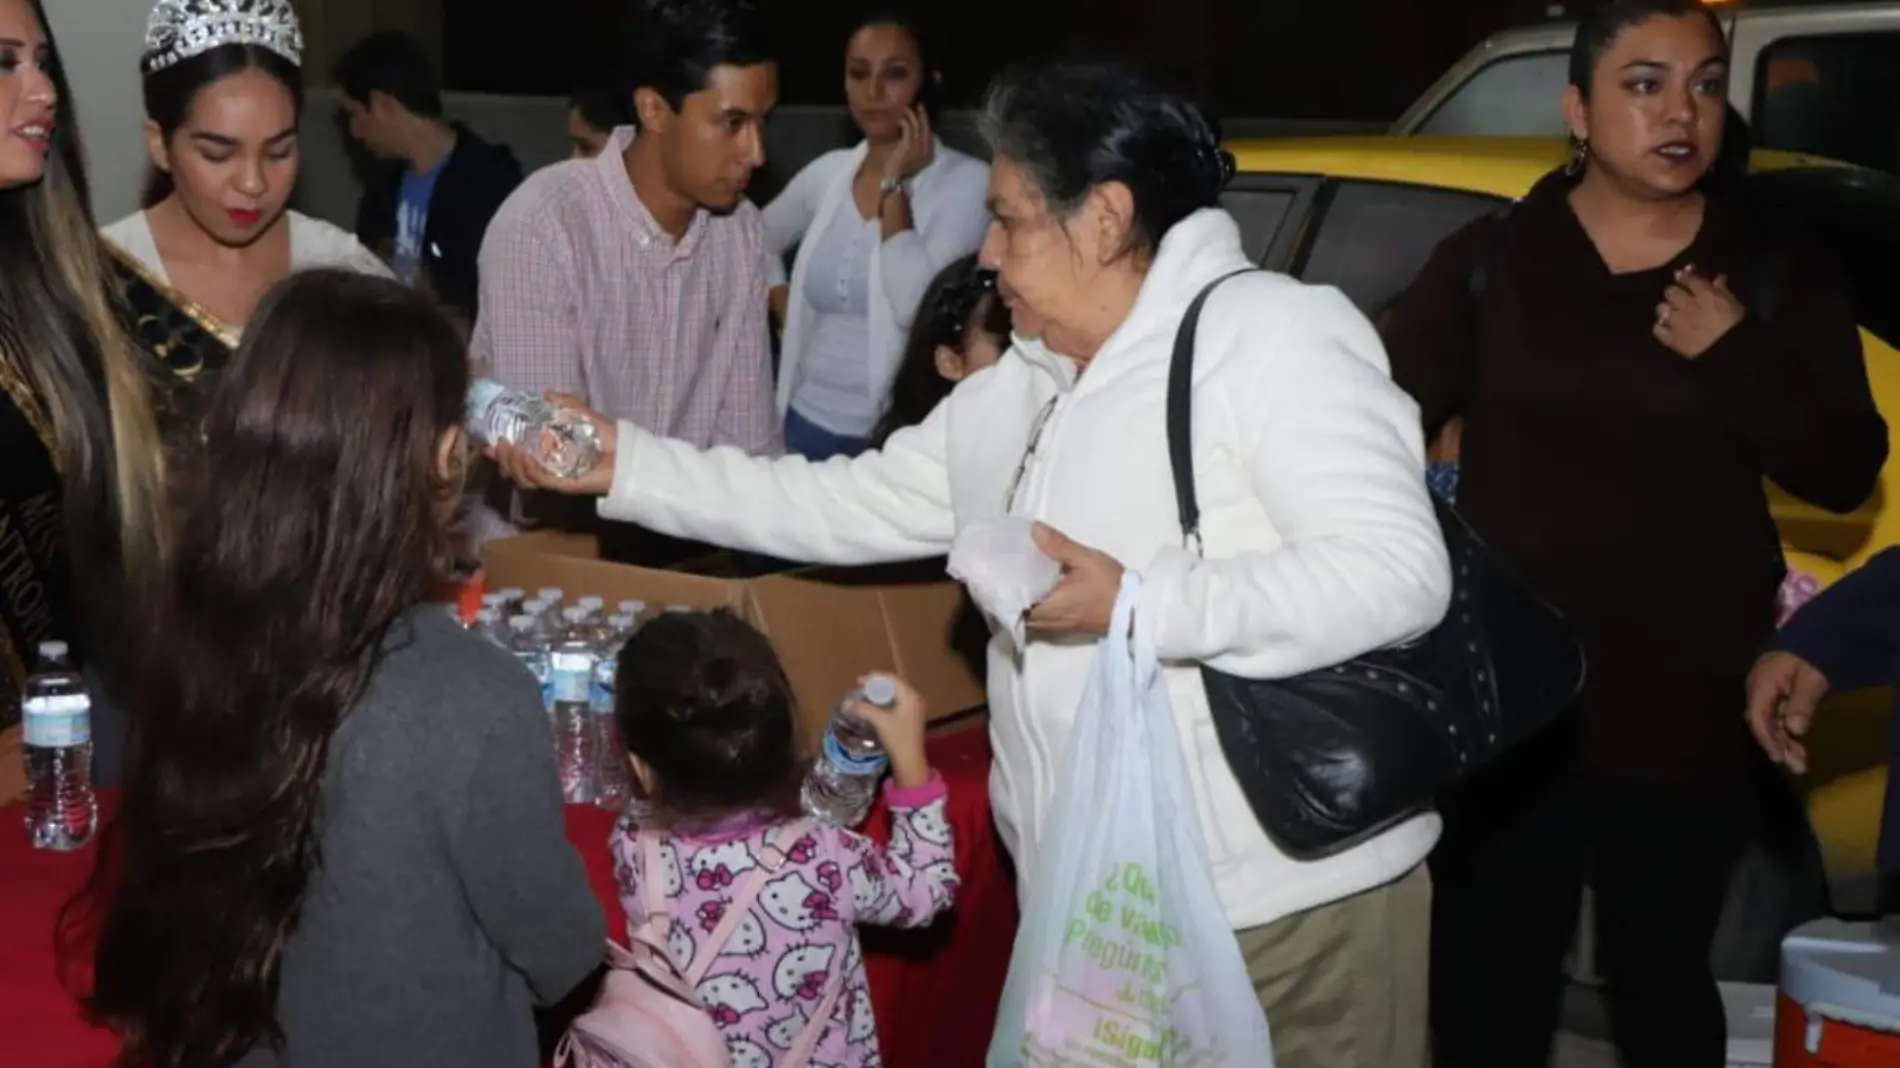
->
xmin=762 ymin=142 xmax=991 ymax=438
xmin=793 ymin=203 xmax=878 ymax=433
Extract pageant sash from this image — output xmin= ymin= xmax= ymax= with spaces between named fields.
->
xmin=0 ymin=355 xmax=71 ymax=722
xmin=105 ymin=242 xmax=237 ymax=458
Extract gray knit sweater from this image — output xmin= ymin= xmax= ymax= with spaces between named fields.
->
xmin=234 ymin=606 xmax=604 ymax=1067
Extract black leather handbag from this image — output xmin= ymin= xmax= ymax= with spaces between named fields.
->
xmin=1166 ymin=271 xmax=1585 ymax=860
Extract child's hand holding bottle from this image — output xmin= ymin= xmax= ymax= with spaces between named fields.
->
xmin=848 ymin=673 xmax=930 ymax=789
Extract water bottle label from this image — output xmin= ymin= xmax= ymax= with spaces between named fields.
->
xmin=822 ymin=729 xmax=887 ymax=777
xmin=466 ymin=379 xmax=505 ymax=433
xmin=589 ymin=681 xmax=612 ymax=712
xmin=23 ymin=694 xmax=90 ymax=747
xmin=551 ymin=652 xmax=593 ymax=703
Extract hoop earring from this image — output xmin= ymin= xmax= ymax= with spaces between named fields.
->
xmin=1565 ymin=136 xmax=1589 ymax=177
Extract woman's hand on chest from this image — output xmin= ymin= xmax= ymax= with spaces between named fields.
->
xmin=1654 ymin=264 xmax=1745 ymax=359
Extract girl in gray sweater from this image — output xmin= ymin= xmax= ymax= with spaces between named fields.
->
xmin=79 ymin=270 xmax=604 ymax=1067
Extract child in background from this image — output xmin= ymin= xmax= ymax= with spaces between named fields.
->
xmin=611 ymin=610 xmax=958 ymax=1066
xmin=867 ymin=254 xmax=1012 ymax=448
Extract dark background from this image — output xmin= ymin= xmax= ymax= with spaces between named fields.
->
xmin=444 ymin=0 xmax=1566 ymax=120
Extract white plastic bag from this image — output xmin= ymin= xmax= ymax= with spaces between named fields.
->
xmin=987 ymin=573 xmax=1274 ymax=1067
xmin=947 ymin=517 xmax=1062 ymax=649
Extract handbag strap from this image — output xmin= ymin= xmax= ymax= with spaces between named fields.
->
xmin=682 ymin=819 xmax=809 ymax=985
xmin=1167 ymin=269 xmax=1261 ymax=554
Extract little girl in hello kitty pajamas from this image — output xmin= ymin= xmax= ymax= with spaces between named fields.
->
xmin=609 ymin=609 xmax=958 ymax=1068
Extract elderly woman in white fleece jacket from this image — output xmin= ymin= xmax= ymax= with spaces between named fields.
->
xmin=496 ymin=61 xmax=1451 ymax=1068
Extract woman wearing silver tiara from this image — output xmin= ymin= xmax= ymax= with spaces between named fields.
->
xmin=102 ymin=0 xmax=388 ymax=455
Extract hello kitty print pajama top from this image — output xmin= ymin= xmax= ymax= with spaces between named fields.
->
xmin=611 ymin=775 xmax=958 ymax=1068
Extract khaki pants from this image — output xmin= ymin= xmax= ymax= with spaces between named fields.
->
xmin=1235 ymin=864 xmax=1431 ymax=1068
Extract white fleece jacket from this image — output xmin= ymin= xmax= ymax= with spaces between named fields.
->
xmin=598 ymin=208 xmax=1453 ymax=930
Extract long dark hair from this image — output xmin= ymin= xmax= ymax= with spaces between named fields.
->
xmin=2 ymin=0 xmax=168 ymax=657
xmin=140 ymin=43 xmax=303 ymax=207
xmin=615 ymin=609 xmax=804 ymax=828
xmin=81 ymin=270 xmax=469 ymax=1068
xmin=869 ymin=255 xmax=1008 ymax=448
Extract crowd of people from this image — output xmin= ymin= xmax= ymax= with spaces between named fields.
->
xmin=0 ymin=0 xmax=1889 ymax=1064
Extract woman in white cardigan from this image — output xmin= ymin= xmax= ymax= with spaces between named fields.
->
xmin=496 ymin=62 xmax=1451 ymax=1068
xmin=761 ymin=16 xmax=990 ymax=460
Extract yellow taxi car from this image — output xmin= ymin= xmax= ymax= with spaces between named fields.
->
xmin=1218 ymin=135 xmax=1900 ymax=904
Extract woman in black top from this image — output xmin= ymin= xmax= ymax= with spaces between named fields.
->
xmin=1381 ymin=3 xmax=1886 ymax=1067
xmin=0 ymin=0 xmax=167 ymax=723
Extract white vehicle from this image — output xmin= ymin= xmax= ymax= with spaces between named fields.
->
xmin=1393 ymin=0 xmax=1900 ymax=173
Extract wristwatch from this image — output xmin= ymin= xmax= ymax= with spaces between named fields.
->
xmin=878 ymin=175 xmax=910 ymax=202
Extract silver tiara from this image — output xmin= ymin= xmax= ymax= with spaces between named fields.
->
xmin=142 ymin=0 xmax=304 ymax=74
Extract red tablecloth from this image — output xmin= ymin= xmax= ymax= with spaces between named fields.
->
xmin=0 ymin=726 xmax=1015 ymax=1068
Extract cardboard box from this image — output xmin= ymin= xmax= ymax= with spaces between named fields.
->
xmin=480 ymin=533 xmax=988 ymax=746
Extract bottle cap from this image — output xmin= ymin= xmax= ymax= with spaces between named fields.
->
xmin=481 ymin=593 xmax=509 ymax=607
xmin=620 ymin=599 xmax=647 ymax=616
xmin=508 ymin=616 xmax=535 ymax=631
xmin=497 ymin=588 xmax=525 ymax=601
xmin=608 ymin=614 xmax=634 ymax=631
xmin=38 ymin=640 xmax=68 ymax=660
xmin=665 ymin=605 xmax=692 ymax=613
xmin=476 ymin=609 xmax=499 ymax=623
xmin=538 ymin=587 xmax=563 ymax=601
xmin=578 ymin=595 xmax=604 ymax=611
xmin=861 ymin=674 xmax=898 ymax=706
xmin=563 ymin=606 xmax=588 ymax=622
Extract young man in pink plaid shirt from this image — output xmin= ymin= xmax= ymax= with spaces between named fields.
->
xmin=472 ymin=0 xmax=784 ymax=462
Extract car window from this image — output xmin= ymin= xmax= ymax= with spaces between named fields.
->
xmin=1754 ymin=33 xmax=1900 ymax=175
xmin=1747 ymin=166 xmax=1900 ymax=351
xmin=1417 ymin=51 xmax=1570 ymax=137
xmin=1296 ymin=181 xmax=1506 ymax=315
xmin=1221 ymin=187 xmax=1297 ymax=264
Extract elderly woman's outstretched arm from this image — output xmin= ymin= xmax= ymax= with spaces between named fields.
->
xmin=591 ymin=401 xmax=958 ymax=566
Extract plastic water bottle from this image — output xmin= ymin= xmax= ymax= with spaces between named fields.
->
xmin=551 ymin=639 xmax=598 ymax=804
xmin=593 ymin=615 xmax=634 ymax=811
xmin=800 ymin=674 xmax=899 ymax=828
xmin=464 ymin=378 xmax=602 ymax=480
xmin=22 ymin=642 xmax=96 ymax=851
xmin=506 ymin=615 xmax=553 ymax=720
xmin=525 ymin=600 xmax=560 ymax=644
